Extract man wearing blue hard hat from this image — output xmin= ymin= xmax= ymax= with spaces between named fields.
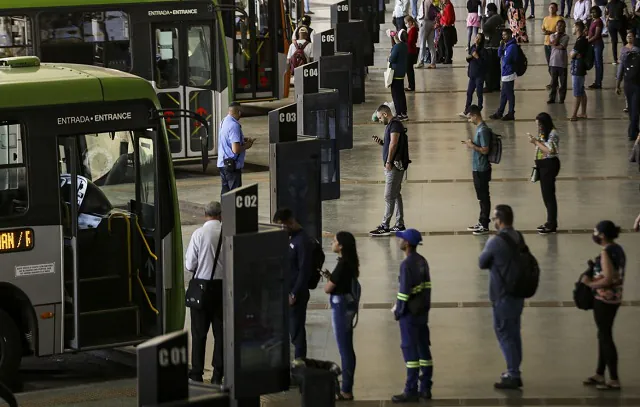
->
xmin=391 ymin=229 xmax=433 ymax=403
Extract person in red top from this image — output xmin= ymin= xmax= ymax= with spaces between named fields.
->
xmin=440 ymin=0 xmax=456 ymax=64
xmin=405 ymin=16 xmax=420 ymax=91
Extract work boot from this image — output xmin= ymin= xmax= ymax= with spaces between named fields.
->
xmin=392 ymin=392 xmax=420 ymax=403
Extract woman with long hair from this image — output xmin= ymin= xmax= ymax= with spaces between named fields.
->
xmin=507 ymin=0 xmax=529 ymax=43
xmin=528 ymin=112 xmax=560 ymax=234
xmin=324 ymin=231 xmax=361 ymax=401
xmin=581 ymin=221 xmax=626 ymax=391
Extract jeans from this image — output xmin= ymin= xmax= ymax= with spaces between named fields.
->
xmin=544 ymin=44 xmax=551 ymax=66
xmin=608 ymin=20 xmax=627 ymax=62
xmin=391 ymin=78 xmax=408 ymax=116
xmin=624 ymin=81 xmax=640 ymax=140
xmin=407 ymin=53 xmax=418 ymax=89
xmin=411 ymin=0 xmax=418 ymax=17
xmin=394 ymin=16 xmax=407 ymax=31
xmin=219 ymin=167 xmax=242 ymax=195
xmin=493 ymin=296 xmax=524 ymax=379
xmin=593 ymin=43 xmax=604 ymax=87
xmin=467 ymin=26 xmax=479 ymax=51
xmin=549 ymin=66 xmax=567 ymax=102
xmin=290 ymin=291 xmax=309 ymax=359
xmin=593 ymin=299 xmax=620 ymax=381
xmin=536 ymin=157 xmax=560 ymax=229
xmin=560 ymin=0 xmax=572 ymax=15
xmin=524 ymin=0 xmax=535 ymax=15
xmin=485 ymin=48 xmax=501 ymax=91
xmin=496 ymin=80 xmax=515 ymax=116
xmin=189 ymin=280 xmax=224 ymax=382
xmin=599 ymin=7 xmax=609 ymax=35
xmin=472 ymin=169 xmax=491 ymax=228
xmin=442 ymin=26 xmax=456 ymax=63
xmin=419 ymin=21 xmax=437 ymax=64
xmin=382 ymin=167 xmax=405 ymax=228
xmin=465 ymin=76 xmax=484 ymax=112
xmin=304 ymin=0 xmax=310 ymax=12
xmin=331 ymin=295 xmax=357 ymax=393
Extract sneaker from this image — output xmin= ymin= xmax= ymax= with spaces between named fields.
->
xmin=624 ymin=107 xmax=629 ymax=113
xmin=536 ymin=224 xmax=546 ymax=231
xmin=588 ymin=83 xmax=601 ymax=89
xmin=501 ymin=113 xmax=515 ymax=121
xmin=369 ymin=225 xmax=391 ymax=236
xmin=489 ymin=113 xmax=502 ymax=120
xmin=398 ymin=115 xmax=409 ymax=121
xmin=546 ymin=84 xmax=552 ymax=90
xmin=538 ymin=226 xmax=557 ymax=235
xmin=419 ymin=390 xmax=432 ymax=400
xmin=416 ymin=62 xmax=424 ymax=68
xmin=467 ymin=223 xmax=483 ymax=231
xmin=391 ymin=225 xmax=406 ymax=232
xmin=527 ymin=14 xmax=535 ymax=19
xmin=458 ymin=111 xmax=469 ymax=118
xmin=547 ymin=99 xmax=555 ymax=104
xmin=494 ymin=374 xmax=522 ymax=389
xmin=391 ymin=393 xmax=420 ymax=403
xmin=473 ymin=227 xmax=490 ymax=235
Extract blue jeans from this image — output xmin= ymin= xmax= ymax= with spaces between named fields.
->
xmin=411 ymin=0 xmax=418 ymax=17
xmin=524 ymin=0 xmax=534 ymax=15
xmin=331 ymin=295 xmax=357 ymax=393
xmin=593 ymin=43 xmax=604 ymax=87
xmin=492 ymin=296 xmax=524 ymax=379
xmin=496 ymin=80 xmax=515 ymax=116
xmin=304 ymin=0 xmax=310 ymax=12
xmin=219 ymin=167 xmax=242 ymax=195
xmin=465 ymin=76 xmax=484 ymax=113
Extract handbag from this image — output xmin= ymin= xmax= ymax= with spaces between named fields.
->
xmin=185 ymin=230 xmax=223 ymax=309
xmin=530 ymin=167 xmax=539 ymax=183
xmin=384 ymin=63 xmax=394 ymax=88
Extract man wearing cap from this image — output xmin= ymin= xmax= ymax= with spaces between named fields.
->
xmin=391 ymin=229 xmax=433 ymax=403
xmin=185 ymin=201 xmax=224 ymax=385
xmin=217 ymin=102 xmax=255 ymax=195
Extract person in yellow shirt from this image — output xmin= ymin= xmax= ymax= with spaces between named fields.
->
xmin=542 ymin=3 xmax=564 ymax=87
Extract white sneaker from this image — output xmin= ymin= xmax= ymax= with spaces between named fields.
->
xmin=473 ymin=227 xmax=490 ymax=236
xmin=467 ymin=223 xmax=482 ymax=231
xmin=458 ymin=111 xmax=469 ymax=118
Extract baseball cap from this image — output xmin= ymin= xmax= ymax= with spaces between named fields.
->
xmin=395 ymin=228 xmax=423 ymax=245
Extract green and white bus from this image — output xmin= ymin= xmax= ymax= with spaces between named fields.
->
xmin=0 ymin=56 xmax=197 ymax=385
xmin=0 ymin=0 xmax=292 ymax=165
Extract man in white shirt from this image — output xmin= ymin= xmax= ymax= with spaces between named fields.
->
xmin=573 ymin=0 xmax=590 ymax=22
xmin=186 ymin=201 xmax=224 ymax=385
xmin=286 ymin=27 xmax=313 ymax=73
xmin=394 ymin=0 xmax=411 ymax=30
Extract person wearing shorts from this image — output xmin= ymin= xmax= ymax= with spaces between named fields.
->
xmin=570 ymin=21 xmax=589 ymax=120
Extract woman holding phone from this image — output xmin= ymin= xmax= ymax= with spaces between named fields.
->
xmin=323 ymin=231 xmax=361 ymax=401
xmin=528 ymin=112 xmax=560 ymax=235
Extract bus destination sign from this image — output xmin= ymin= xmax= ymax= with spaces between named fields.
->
xmin=0 ymin=228 xmax=34 ymax=254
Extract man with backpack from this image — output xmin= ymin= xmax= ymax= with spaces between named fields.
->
xmin=478 ymin=205 xmax=536 ymax=390
xmin=616 ymin=30 xmax=640 ymax=140
xmin=489 ymin=29 xmax=519 ymax=121
xmin=273 ymin=208 xmax=314 ymax=361
xmin=370 ymin=104 xmax=410 ymax=236
xmin=287 ymin=27 xmax=313 ymax=75
xmin=466 ymin=105 xmax=493 ymax=236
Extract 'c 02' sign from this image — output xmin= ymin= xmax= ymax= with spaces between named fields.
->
xmin=236 ymin=195 xmax=257 ymax=208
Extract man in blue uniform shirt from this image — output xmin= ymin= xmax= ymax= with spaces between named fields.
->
xmin=216 ymin=102 xmax=255 ymax=195
xmin=273 ymin=208 xmax=313 ymax=360
xmin=392 ymin=228 xmax=433 ymax=403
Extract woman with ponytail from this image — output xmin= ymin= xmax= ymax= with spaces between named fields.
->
xmin=323 ymin=231 xmax=360 ymax=401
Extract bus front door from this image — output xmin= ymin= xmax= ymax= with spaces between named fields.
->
xmin=234 ymin=0 xmax=286 ymax=101
xmin=152 ymin=23 xmax=216 ymax=162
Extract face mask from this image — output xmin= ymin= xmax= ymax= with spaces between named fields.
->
xmin=592 ymin=235 xmax=602 ymax=245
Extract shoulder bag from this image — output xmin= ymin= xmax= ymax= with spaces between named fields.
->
xmin=185 ymin=230 xmax=223 ymax=310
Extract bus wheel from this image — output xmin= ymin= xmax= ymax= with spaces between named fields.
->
xmin=0 ymin=310 xmax=22 ymax=385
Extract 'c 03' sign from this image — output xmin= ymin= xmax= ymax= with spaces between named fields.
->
xmin=279 ymin=112 xmax=296 ymax=123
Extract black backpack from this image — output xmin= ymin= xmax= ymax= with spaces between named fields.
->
xmin=624 ymin=51 xmax=640 ymax=84
xmin=496 ymin=232 xmax=540 ymax=298
xmin=307 ymin=238 xmax=325 ymax=289
xmin=514 ymin=44 xmax=528 ymax=76
xmin=583 ymin=44 xmax=595 ymax=71
xmin=573 ymin=273 xmax=594 ymax=310
xmin=488 ymin=130 xmax=502 ymax=164
xmin=391 ymin=119 xmax=412 ymax=171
